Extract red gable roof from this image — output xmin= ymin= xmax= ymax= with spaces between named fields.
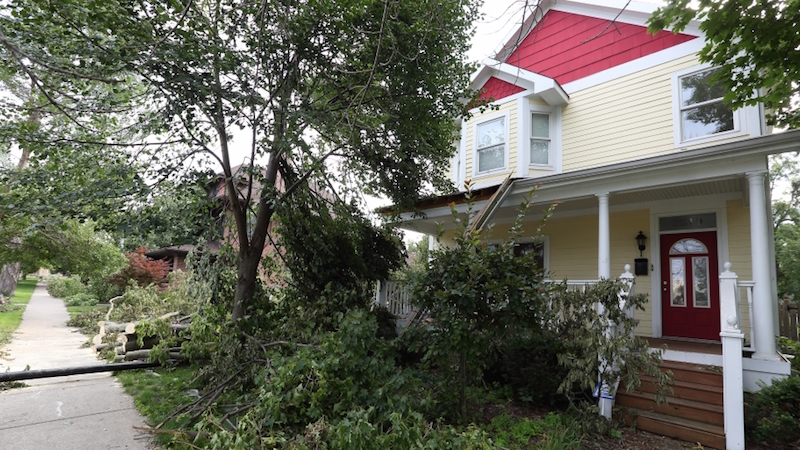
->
xmin=479 ymin=76 xmax=526 ymax=102
xmin=500 ymin=10 xmax=696 ymax=86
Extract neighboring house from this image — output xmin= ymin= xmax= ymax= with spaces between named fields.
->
xmin=384 ymin=1 xmax=796 ymax=448
xmin=206 ymin=164 xmax=282 ymax=275
xmin=144 ymin=242 xmax=221 ymax=273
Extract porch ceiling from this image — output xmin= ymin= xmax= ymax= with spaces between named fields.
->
xmin=487 ymin=175 xmax=745 ymax=223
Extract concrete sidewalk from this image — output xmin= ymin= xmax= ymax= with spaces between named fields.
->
xmin=0 ymin=282 xmax=153 ymax=449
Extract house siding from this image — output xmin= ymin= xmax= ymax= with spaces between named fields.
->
xmin=562 ymin=54 xmax=694 ymax=170
xmin=502 ymin=10 xmax=696 ymax=85
xmin=726 ymin=199 xmax=753 ymax=335
xmin=543 ymin=209 xmax=652 ymax=335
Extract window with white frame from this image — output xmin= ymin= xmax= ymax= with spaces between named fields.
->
xmin=488 ymin=237 xmax=549 ymax=272
xmin=677 ymin=68 xmax=735 ymax=142
xmin=521 ymin=102 xmax=560 ymax=173
xmin=530 ymin=113 xmax=551 ymax=165
xmin=475 ymin=116 xmax=506 ymax=174
xmin=513 ymin=240 xmax=546 ymax=271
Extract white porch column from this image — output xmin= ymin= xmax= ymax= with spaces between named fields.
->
xmin=747 ymin=171 xmax=779 ymax=360
xmin=597 ymin=192 xmax=611 ymax=280
xmin=719 ymin=262 xmax=745 ymax=450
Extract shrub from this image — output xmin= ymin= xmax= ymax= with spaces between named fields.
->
xmin=87 ymin=277 xmax=123 ymax=303
xmin=106 ymin=247 xmax=170 ymax=289
xmin=46 ymin=277 xmax=86 ymax=299
xmin=746 ymin=375 xmax=800 ymax=447
xmin=65 ymin=293 xmax=99 ymax=307
xmin=779 ymin=337 xmax=800 ymax=373
xmin=184 ymin=310 xmax=497 ymax=448
xmin=409 ymin=184 xmax=669 ymax=421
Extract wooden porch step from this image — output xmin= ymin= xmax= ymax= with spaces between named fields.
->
xmin=620 ymin=409 xmax=725 ymax=450
xmin=616 ymin=390 xmax=724 ymax=426
xmin=630 ymin=374 xmax=723 ymax=405
xmin=659 ymin=360 xmax=723 ymax=387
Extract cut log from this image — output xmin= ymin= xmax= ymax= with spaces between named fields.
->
xmin=119 ymin=336 xmax=161 ymax=352
xmin=124 ymin=312 xmax=181 ymax=334
xmin=159 ymin=311 xmax=181 ymax=321
xmin=123 ymin=348 xmax=184 ymax=362
xmin=92 ymin=334 xmax=104 ymax=346
xmin=98 ymin=321 xmax=133 ymax=334
xmin=92 ymin=343 xmax=110 ymax=353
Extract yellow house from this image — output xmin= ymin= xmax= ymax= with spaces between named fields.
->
xmin=384 ymin=1 xmax=796 ymax=448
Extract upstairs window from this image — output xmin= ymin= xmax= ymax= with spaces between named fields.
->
xmin=475 ymin=116 xmax=506 ymax=174
xmin=530 ymin=113 xmax=551 ymax=165
xmin=677 ymin=68 xmax=734 ymax=141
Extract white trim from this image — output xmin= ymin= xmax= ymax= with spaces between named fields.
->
xmin=519 ymin=100 xmax=562 ymax=175
xmin=472 ymin=111 xmax=510 ymax=177
xmin=470 ymin=59 xmax=569 ymax=106
xmin=563 ymin=39 xmax=704 ymax=94
xmin=458 ymin=122 xmax=467 ymax=189
xmin=671 ymin=64 xmax=763 ymax=148
xmin=451 ymin=139 xmax=461 ymax=186
xmin=516 ymin=98 xmax=527 ymax=178
xmin=551 ymin=1 xmax=701 ymax=32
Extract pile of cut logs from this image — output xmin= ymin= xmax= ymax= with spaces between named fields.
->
xmin=91 ymin=312 xmax=191 ymax=362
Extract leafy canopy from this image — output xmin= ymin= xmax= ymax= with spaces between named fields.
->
xmin=649 ymin=0 xmax=800 ymax=129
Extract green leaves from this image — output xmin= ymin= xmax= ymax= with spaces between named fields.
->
xmin=649 ymin=0 xmax=800 ymax=128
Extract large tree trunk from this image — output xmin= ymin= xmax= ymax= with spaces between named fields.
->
xmin=0 ymin=262 xmax=22 ymax=301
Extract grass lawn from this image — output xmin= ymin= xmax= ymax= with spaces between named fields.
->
xmin=0 ymin=279 xmax=38 ymax=345
xmin=116 ymin=365 xmax=201 ymax=446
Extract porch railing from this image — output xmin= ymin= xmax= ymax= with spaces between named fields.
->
xmin=736 ymin=280 xmax=755 ymax=352
xmin=374 ymin=280 xmax=414 ymax=319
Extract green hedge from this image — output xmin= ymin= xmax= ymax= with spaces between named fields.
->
xmin=46 ymin=277 xmax=86 ymax=299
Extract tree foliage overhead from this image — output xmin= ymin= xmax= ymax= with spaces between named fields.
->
xmin=770 ymin=154 xmax=800 ymax=298
xmin=1 ymin=0 xmax=482 ymax=320
xmin=648 ymin=0 xmax=800 ymax=129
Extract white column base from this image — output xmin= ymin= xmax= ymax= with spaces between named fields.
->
xmin=720 ymin=330 xmax=745 ymax=450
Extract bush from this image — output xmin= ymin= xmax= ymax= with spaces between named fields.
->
xmin=489 ymin=332 xmax=568 ymax=406
xmin=87 ymin=277 xmax=123 ymax=303
xmin=106 ymin=247 xmax=170 ymax=289
xmin=65 ymin=293 xmax=99 ymax=307
xmin=779 ymin=337 xmax=800 ymax=373
xmin=746 ymin=375 xmax=800 ymax=447
xmin=46 ymin=277 xmax=86 ymax=299
xmin=184 ymin=310 xmax=497 ymax=448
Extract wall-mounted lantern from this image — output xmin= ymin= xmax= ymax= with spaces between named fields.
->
xmin=635 ymin=231 xmax=648 ymax=276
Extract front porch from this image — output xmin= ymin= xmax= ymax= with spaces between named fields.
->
xmin=376 ymin=265 xmax=791 ymax=449
xmin=376 ymin=273 xmax=790 ymax=391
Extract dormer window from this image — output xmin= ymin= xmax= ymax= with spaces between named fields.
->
xmin=475 ymin=115 xmax=507 ymax=174
xmin=530 ymin=113 xmax=551 ymax=165
xmin=678 ymin=68 xmax=734 ymax=141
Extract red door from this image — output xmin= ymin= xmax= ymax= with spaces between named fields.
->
xmin=661 ymin=231 xmax=720 ymax=341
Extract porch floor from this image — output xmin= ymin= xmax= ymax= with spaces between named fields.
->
xmin=642 ymin=337 xmax=722 ymax=355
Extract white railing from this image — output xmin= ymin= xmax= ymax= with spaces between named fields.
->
xmin=374 ymin=280 xmax=414 ymax=318
xmin=736 ymin=280 xmax=755 ymax=352
xmin=545 ymin=279 xmax=599 ymax=292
